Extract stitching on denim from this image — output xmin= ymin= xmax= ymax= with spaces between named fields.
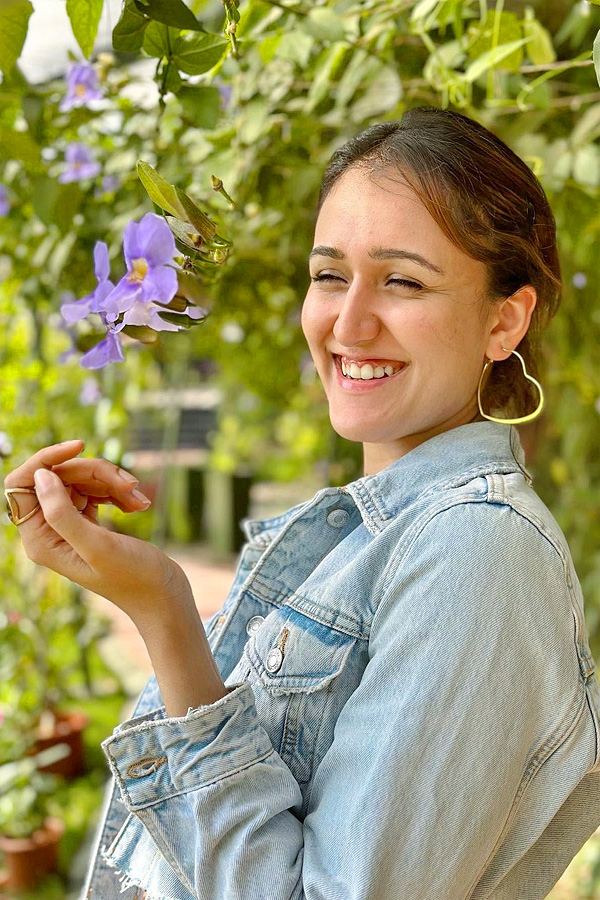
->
xmin=464 ymin=685 xmax=588 ymax=898
xmin=284 ymin=592 xmax=369 ymax=639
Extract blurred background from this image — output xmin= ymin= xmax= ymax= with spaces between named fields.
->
xmin=1 ymin=0 xmax=600 ymax=896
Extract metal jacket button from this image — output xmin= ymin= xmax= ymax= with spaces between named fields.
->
xmin=246 ymin=615 xmax=265 ymax=636
xmin=265 ymin=647 xmax=284 ymax=673
xmin=327 ymin=508 xmax=349 ymax=528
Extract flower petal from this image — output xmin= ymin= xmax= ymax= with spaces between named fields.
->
xmin=61 ymin=292 xmax=96 ymax=324
xmin=100 ymin=276 xmax=140 ymax=318
xmin=122 ymin=218 xmax=143 ymax=265
xmin=93 ymin=241 xmax=110 ymax=283
xmin=135 ymin=213 xmax=177 ymax=267
xmin=80 ymin=333 xmax=125 ymax=369
xmin=140 ymin=265 xmax=178 ymax=305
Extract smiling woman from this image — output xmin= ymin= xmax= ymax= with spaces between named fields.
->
xmin=5 ymin=107 xmax=600 ymax=900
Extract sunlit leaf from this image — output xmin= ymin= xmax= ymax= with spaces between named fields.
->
xmin=112 ymin=0 xmax=148 ymax=52
xmin=0 ymin=0 xmax=33 ymax=74
xmin=464 ymin=38 xmax=529 ymax=82
xmin=66 ymin=0 xmax=104 ymax=58
xmin=172 ymin=32 xmax=228 ymax=75
xmin=133 ymin=0 xmax=205 ymax=31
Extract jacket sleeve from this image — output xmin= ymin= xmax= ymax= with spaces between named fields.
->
xmin=100 ymin=500 xmax=582 ymax=900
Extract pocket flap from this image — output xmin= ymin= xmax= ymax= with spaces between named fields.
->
xmin=246 ymin=606 xmax=357 ymax=695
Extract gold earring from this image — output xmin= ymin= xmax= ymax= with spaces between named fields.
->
xmin=477 ymin=348 xmax=544 ymax=425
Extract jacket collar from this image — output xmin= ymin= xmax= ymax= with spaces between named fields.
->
xmin=344 ymin=421 xmax=531 ymax=534
xmin=243 ymin=422 xmax=531 ymax=541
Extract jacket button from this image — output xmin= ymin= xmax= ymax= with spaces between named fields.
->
xmin=265 ymin=647 xmax=284 ymax=673
xmin=327 ymin=508 xmax=349 ymax=528
xmin=246 ymin=615 xmax=265 ymax=636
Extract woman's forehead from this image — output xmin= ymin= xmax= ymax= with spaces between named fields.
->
xmin=315 ymin=168 xmax=459 ymax=263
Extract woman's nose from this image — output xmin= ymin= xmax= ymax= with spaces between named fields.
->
xmin=332 ymin=283 xmax=380 ymax=347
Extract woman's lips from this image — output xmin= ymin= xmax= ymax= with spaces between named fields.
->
xmin=332 ymin=354 xmax=407 ymax=392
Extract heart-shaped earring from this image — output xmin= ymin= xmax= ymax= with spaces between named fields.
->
xmin=477 ymin=348 xmax=544 ymax=425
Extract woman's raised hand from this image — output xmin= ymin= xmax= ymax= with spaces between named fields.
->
xmin=3 ymin=440 xmax=195 ymax=629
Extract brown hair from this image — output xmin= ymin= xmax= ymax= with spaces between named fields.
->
xmin=318 ymin=107 xmax=562 ymax=419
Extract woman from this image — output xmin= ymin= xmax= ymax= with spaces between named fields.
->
xmin=5 ymin=107 xmax=600 ymax=900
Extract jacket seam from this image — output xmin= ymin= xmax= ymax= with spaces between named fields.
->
xmin=465 ymin=683 xmax=588 ymax=899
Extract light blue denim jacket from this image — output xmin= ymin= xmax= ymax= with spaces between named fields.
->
xmin=82 ymin=422 xmax=600 ymax=900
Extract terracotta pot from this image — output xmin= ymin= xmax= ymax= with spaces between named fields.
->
xmin=30 ymin=710 xmax=89 ymax=778
xmin=0 ymin=817 xmax=64 ymax=891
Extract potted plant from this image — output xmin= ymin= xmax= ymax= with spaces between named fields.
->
xmin=0 ymin=540 xmax=93 ymax=779
xmin=0 ymin=745 xmax=68 ymax=891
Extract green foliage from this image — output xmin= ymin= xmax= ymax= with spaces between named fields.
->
xmin=66 ymin=0 xmax=104 ymax=58
xmin=0 ymin=0 xmax=33 ymax=74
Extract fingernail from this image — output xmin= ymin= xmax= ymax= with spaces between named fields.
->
xmin=131 ymin=489 xmax=151 ymax=508
xmin=34 ymin=468 xmax=54 ymax=492
xmin=118 ymin=468 xmax=139 ymax=485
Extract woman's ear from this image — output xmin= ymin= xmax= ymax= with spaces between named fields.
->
xmin=485 ymin=285 xmax=537 ymax=360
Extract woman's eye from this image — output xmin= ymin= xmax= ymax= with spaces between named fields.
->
xmin=310 ymin=273 xmax=344 ymax=283
xmin=388 ymin=277 xmax=422 ymax=290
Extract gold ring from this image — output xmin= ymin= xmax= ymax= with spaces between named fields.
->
xmin=4 ymin=488 xmax=41 ymax=526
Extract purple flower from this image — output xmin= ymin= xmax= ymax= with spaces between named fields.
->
xmin=58 ymin=143 xmax=101 ymax=183
xmin=101 ymin=213 xmax=179 ymax=331
xmin=95 ymin=174 xmax=120 ymax=198
xmin=80 ymin=331 xmax=125 ymax=369
xmin=0 ymin=184 xmax=9 ymax=216
xmin=79 ymin=377 xmax=103 ymax=404
xmin=216 ymin=79 xmax=233 ymax=109
xmin=572 ymin=272 xmax=587 ymax=289
xmin=60 ymin=62 xmax=103 ymax=112
xmin=61 ymin=242 xmax=114 ymax=324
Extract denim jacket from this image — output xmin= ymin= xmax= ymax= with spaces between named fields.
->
xmin=81 ymin=421 xmax=600 ymax=900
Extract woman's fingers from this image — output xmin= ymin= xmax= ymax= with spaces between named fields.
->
xmin=4 ymin=440 xmax=85 ymax=489
xmin=4 ymin=440 xmax=86 ymax=525
xmin=50 ymin=458 xmax=151 ymax=511
xmin=32 ymin=468 xmax=105 ymax=572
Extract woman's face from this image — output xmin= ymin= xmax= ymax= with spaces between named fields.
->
xmin=301 ymin=166 xmax=499 ymax=475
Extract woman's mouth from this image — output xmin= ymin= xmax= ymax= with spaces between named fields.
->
xmin=333 ymin=354 xmax=408 ymax=392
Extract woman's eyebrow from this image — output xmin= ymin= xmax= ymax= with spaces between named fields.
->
xmin=309 ymin=245 xmax=444 ymax=276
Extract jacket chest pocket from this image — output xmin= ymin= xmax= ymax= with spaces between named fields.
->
xmin=244 ymin=606 xmax=360 ymax=785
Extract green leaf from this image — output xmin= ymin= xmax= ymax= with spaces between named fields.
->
xmin=156 ymin=310 xmax=204 ymax=328
xmin=177 ymin=85 xmax=221 ymax=128
xmin=142 ymin=20 xmax=173 ymax=57
xmin=31 ymin=178 xmax=82 ymax=232
xmin=302 ymin=7 xmax=345 ymax=42
xmin=0 ymin=125 xmax=42 ymax=169
xmin=0 ymin=0 xmax=33 ymax=74
xmin=133 ymin=0 xmax=205 ymax=31
xmin=523 ymin=15 xmax=555 ymax=66
xmin=137 ymin=159 xmax=188 ymax=218
xmin=174 ymin=187 xmax=216 ymax=239
xmin=165 ymin=215 xmax=203 ymax=250
xmin=172 ymin=32 xmax=228 ymax=75
xmin=121 ymin=325 xmax=159 ymax=343
xmin=350 ymin=65 xmax=402 ymax=121
xmin=594 ymin=29 xmax=600 ymax=91
xmin=136 ymin=161 xmax=216 ymax=240
xmin=66 ymin=0 xmax=104 ymax=58
xmin=464 ymin=38 xmax=529 ymax=83
xmin=305 ymin=42 xmax=350 ymax=113
xmin=258 ymin=32 xmax=282 ymax=65
xmin=163 ymin=61 xmax=182 ymax=93
xmin=466 ymin=9 xmax=525 ymax=72
xmin=276 ymin=30 xmax=313 ymax=68
xmin=112 ymin=0 xmax=148 ymax=52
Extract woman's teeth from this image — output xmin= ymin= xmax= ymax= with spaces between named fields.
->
xmin=340 ymin=359 xmax=402 ymax=380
